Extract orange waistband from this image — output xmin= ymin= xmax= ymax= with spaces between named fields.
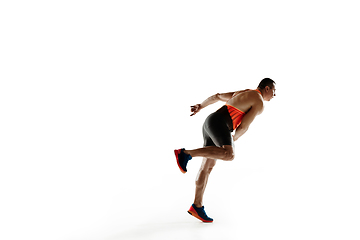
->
xmin=225 ymin=104 xmax=245 ymax=130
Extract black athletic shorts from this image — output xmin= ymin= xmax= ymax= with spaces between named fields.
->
xmin=202 ymin=105 xmax=234 ymax=147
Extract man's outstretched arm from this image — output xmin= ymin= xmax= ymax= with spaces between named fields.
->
xmin=190 ymin=89 xmax=250 ymax=116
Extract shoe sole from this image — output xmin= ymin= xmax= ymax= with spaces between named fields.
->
xmin=187 ymin=209 xmax=213 ymax=223
xmin=174 ymin=149 xmax=186 ymax=174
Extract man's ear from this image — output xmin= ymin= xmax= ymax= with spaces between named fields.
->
xmin=265 ymin=86 xmax=270 ymax=92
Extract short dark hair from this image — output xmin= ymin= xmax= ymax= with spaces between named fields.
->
xmin=258 ymin=78 xmax=275 ymax=90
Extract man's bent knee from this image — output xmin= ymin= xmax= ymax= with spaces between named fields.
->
xmin=223 ymin=146 xmax=235 ymax=161
xmin=224 ymin=152 xmax=235 ymax=161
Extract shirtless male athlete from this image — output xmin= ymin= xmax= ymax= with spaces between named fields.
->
xmin=174 ymin=78 xmax=276 ymax=222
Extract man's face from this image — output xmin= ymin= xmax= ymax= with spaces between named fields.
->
xmin=264 ymin=85 xmax=276 ymax=101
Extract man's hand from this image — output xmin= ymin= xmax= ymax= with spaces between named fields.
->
xmin=232 ymin=133 xmax=240 ymax=142
xmin=190 ymin=104 xmax=201 ymax=116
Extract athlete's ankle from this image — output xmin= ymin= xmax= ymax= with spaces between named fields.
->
xmin=183 ymin=149 xmax=191 ymax=155
xmin=194 ymin=202 xmax=202 ymax=208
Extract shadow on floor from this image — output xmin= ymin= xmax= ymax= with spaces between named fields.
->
xmin=105 ymin=220 xmax=214 ymax=240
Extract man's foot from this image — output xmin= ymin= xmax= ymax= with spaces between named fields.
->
xmin=187 ymin=204 xmax=213 ymax=222
xmin=174 ymin=148 xmax=192 ymax=173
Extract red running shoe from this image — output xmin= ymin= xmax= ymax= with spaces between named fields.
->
xmin=174 ymin=148 xmax=192 ymax=173
xmin=188 ymin=204 xmax=213 ymax=223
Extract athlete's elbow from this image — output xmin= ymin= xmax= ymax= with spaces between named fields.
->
xmin=214 ymin=93 xmax=221 ymax=100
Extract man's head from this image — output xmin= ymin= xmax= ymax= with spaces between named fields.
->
xmin=258 ymin=78 xmax=276 ymax=101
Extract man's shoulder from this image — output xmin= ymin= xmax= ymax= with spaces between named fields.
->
xmin=245 ymin=90 xmax=263 ymax=102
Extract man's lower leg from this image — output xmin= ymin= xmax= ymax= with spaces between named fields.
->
xmin=194 ymin=158 xmax=214 ymax=207
xmin=194 ymin=178 xmax=208 ymax=208
xmin=184 ymin=146 xmax=234 ymax=161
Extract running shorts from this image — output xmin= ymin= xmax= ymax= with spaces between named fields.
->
xmin=202 ymin=105 xmax=234 ymax=147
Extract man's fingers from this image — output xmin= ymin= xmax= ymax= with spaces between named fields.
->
xmin=190 ymin=110 xmax=198 ymax=116
xmin=190 ymin=104 xmax=200 ymax=116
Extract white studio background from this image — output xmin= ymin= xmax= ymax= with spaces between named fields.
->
xmin=1 ymin=1 xmax=359 ymax=240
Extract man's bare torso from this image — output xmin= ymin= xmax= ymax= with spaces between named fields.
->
xmin=227 ymin=89 xmax=264 ymax=114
